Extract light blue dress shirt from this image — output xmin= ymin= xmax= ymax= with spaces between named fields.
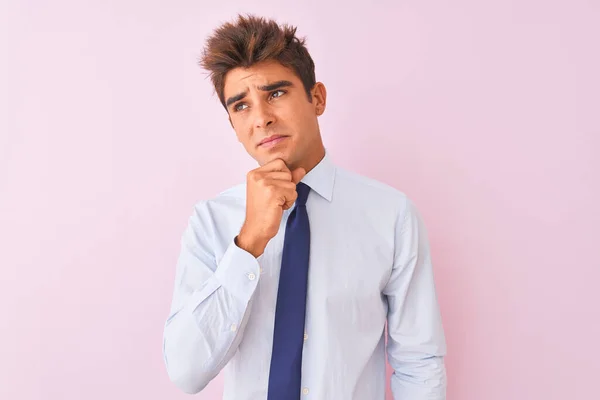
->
xmin=163 ymin=150 xmax=447 ymax=399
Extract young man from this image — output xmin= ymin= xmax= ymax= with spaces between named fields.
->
xmin=163 ymin=14 xmax=447 ymax=400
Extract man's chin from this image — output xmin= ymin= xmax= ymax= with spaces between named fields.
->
xmin=260 ymin=150 xmax=293 ymax=167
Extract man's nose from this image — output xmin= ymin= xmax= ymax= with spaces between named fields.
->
xmin=253 ymin=103 xmax=275 ymax=129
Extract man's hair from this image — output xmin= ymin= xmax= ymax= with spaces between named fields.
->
xmin=200 ymin=14 xmax=316 ymax=109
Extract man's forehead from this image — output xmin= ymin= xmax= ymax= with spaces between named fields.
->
xmin=224 ymin=63 xmax=296 ymax=93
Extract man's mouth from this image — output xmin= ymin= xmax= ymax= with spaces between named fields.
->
xmin=258 ymin=135 xmax=288 ymax=148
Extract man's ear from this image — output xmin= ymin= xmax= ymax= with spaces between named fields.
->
xmin=311 ymin=82 xmax=327 ymax=116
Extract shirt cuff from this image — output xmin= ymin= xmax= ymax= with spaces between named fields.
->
xmin=213 ymin=237 xmax=262 ymax=302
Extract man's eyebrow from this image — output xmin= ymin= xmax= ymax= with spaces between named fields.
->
xmin=225 ymin=80 xmax=294 ymax=108
xmin=226 ymin=92 xmax=247 ymax=108
xmin=257 ymin=80 xmax=294 ymax=92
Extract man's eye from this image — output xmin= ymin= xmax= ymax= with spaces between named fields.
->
xmin=271 ymin=90 xmax=285 ymax=99
xmin=234 ymin=103 xmax=248 ymax=112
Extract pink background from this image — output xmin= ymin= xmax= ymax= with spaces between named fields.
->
xmin=1 ymin=1 xmax=599 ymax=399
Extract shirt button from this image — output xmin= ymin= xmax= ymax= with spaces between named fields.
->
xmin=304 ymin=332 xmax=308 ymax=341
xmin=302 ymin=387 xmax=309 ymax=395
xmin=260 ymin=267 xmax=264 ymax=274
xmin=230 ymin=324 xmax=237 ymax=332
xmin=247 ymin=273 xmax=256 ymax=280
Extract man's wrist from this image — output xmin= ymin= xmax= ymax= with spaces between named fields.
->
xmin=235 ymin=231 xmax=268 ymax=258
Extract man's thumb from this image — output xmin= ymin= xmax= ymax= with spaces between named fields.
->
xmin=291 ymin=167 xmax=306 ymax=184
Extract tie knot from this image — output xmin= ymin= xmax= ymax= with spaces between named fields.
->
xmin=295 ymin=182 xmax=311 ymax=206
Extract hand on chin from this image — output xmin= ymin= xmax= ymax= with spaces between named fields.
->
xmin=261 ymin=151 xmax=292 ymax=167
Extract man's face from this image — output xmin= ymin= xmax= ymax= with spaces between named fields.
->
xmin=223 ymin=60 xmax=326 ymax=170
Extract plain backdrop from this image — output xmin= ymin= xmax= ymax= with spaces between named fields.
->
xmin=1 ymin=1 xmax=599 ymax=399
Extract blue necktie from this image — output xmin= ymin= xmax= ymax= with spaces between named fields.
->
xmin=267 ymin=182 xmax=311 ymax=400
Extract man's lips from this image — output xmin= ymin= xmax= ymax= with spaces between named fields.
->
xmin=258 ymin=135 xmax=288 ymax=147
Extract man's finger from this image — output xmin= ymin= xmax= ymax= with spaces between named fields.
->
xmin=263 ymin=171 xmax=293 ymax=181
xmin=262 ymin=158 xmax=290 ymax=173
xmin=291 ymin=167 xmax=306 ymax=184
xmin=282 ymin=190 xmax=298 ymax=210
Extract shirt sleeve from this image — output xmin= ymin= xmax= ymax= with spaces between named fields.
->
xmin=384 ymin=196 xmax=447 ymax=400
xmin=162 ymin=202 xmax=262 ymax=394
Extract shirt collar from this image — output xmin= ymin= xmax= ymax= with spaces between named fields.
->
xmin=299 ymin=148 xmax=336 ymax=202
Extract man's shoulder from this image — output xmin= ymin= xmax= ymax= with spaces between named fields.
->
xmin=333 ymin=166 xmax=420 ymax=227
xmin=215 ymin=181 xmax=247 ymax=200
xmin=334 ymin=165 xmax=409 ymax=203
xmin=190 ymin=182 xmax=246 ymax=215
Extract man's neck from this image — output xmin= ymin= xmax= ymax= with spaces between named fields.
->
xmin=295 ymin=145 xmax=326 ymax=175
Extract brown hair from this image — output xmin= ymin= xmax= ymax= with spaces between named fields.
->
xmin=199 ymin=14 xmax=316 ymax=109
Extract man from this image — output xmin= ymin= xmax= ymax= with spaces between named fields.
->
xmin=163 ymin=14 xmax=447 ymax=400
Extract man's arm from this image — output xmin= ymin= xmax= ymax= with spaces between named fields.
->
xmin=162 ymin=202 xmax=261 ymax=394
xmin=384 ymin=196 xmax=447 ymax=399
